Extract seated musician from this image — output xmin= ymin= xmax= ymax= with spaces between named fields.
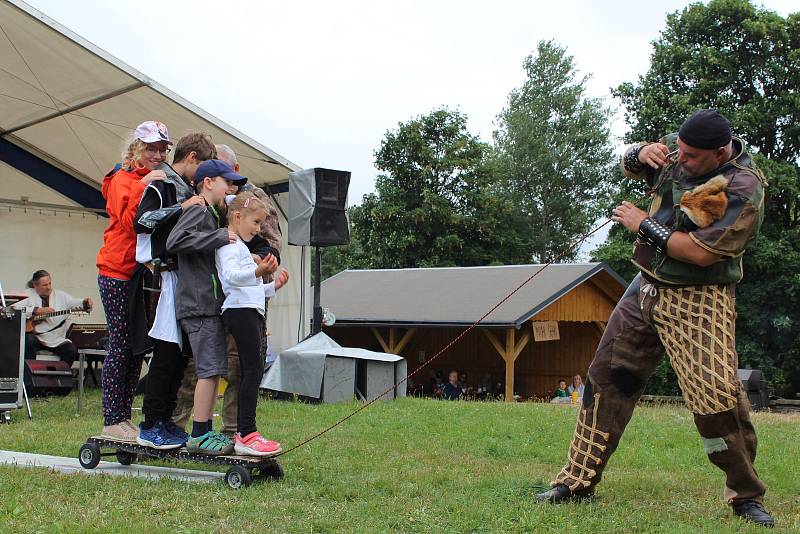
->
xmin=13 ymin=270 xmax=93 ymax=366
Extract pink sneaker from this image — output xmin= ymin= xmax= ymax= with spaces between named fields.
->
xmin=234 ymin=431 xmax=282 ymax=457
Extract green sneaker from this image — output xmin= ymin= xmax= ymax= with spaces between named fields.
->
xmin=186 ymin=431 xmax=234 ymax=455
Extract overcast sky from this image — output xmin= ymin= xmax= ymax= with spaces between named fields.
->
xmin=24 ymin=0 xmax=797 ymax=207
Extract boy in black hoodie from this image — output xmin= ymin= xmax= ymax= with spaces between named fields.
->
xmin=133 ymin=133 xmax=214 ymax=448
xmin=166 ymin=159 xmax=245 ymax=454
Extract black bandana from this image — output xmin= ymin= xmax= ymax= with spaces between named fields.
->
xmin=678 ymin=109 xmax=732 ymax=149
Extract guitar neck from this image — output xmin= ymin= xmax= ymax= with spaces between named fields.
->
xmin=33 ymin=307 xmax=84 ymax=321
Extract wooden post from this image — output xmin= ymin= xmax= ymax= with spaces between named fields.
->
xmin=483 ymin=329 xmax=505 ymax=357
xmin=371 ymin=326 xmax=416 ymax=355
xmin=483 ymin=328 xmax=530 ymax=402
xmin=594 ymin=321 xmax=607 ymax=337
xmin=393 ymin=328 xmax=417 ymax=355
xmin=371 ymin=327 xmax=390 ymax=353
xmin=504 ymin=328 xmax=515 ymax=402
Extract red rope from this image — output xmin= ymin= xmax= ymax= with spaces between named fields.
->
xmin=276 ymin=192 xmax=652 ymax=457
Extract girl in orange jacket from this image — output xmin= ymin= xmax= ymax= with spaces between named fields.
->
xmin=96 ymin=121 xmax=171 ymax=442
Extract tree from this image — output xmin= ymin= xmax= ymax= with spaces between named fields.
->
xmin=322 ymin=108 xmax=531 ymax=276
xmin=493 ymin=40 xmax=615 ymax=263
xmin=598 ymin=0 xmax=800 ymax=395
xmin=319 ymin=232 xmax=364 ymax=281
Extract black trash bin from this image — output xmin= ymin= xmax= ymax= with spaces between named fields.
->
xmin=737 ymin=369 xmax=769 ymax=411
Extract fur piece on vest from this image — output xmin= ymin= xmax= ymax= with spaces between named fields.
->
xmin=680 ymin=175 xmax=728 ymax=228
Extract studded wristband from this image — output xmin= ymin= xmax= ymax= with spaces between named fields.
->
xmin=638 ymin=218 xmax=673 ymax=255
xmin=623 ymin=144 xmax=645 ymax=173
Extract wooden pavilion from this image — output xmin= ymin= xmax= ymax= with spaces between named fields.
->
xmin=320 ymin=263 xmax=628 ymax=401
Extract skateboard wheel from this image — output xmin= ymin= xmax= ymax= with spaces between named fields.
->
xmin=116 ymin=450 xmax=136 ymax=465
xmin=225 ymin=465 xmax=252 ymax=489
xmin=258 ymin=461 xmax=284 ymax=481
xmin=78 ymin=442 xmax=101 ymax=469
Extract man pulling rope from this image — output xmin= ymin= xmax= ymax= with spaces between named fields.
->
xmin=535 ymin=109 xmax=774 ymax=528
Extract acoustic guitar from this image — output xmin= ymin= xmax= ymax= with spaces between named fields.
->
xmin=26 ymin=305 xmax=89 ymax=333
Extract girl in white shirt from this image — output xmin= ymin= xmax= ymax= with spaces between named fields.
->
xmin=216 ymin=192 xmax=289 ymax=456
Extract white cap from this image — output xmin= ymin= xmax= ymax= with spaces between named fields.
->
xmin=134 ymin=121 xmax=172 ymax=144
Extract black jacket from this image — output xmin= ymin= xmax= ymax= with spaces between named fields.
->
xmin=128 ymin=263 xmax=154 ymax=357
xmin=134 ymin=163 xmax=194 ymax=264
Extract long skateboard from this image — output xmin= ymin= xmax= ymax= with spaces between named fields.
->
xmin=78 ymin=436 xmax=283 ymax=489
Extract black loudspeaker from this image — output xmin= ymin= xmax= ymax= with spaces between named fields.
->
xmin=0 ymin=309 xmax=24 ymax=408
xmin=288 ymin=168 xmax=350 ymax=247
xmin=24 ymin=359 xmax=74 ymax=397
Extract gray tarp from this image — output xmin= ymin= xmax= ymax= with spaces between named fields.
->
xmin=287 ymin=168 xmax=315 ymax=246
xmin=260 ymin=332 xmax=403 ymax=398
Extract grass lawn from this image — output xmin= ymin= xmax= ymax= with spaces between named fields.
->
xmin=0 ymin=391 xmax=798 ymax=533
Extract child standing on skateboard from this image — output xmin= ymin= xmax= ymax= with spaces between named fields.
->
xmin=216 ymin=191 xmax=287 ymax=456
xmin=96 ymin=120 xmax=171 ymax=442
xmin=134 ymin=133 xmax=215 ymax=450
xmin=166 ymin=159 xmax=243 ymax=455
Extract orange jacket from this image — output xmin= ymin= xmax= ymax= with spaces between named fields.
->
xmin=96 ymin=166 xmax=149 ymax=280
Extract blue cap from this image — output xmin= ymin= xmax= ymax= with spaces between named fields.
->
xmin=195 ymin=159 xmax=247 ymax=186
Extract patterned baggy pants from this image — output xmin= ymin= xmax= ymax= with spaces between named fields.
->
xmin=553 ymin=274 xmax=766 ymax=504
xmin=98 ymin=274 xmax=143 ymax=426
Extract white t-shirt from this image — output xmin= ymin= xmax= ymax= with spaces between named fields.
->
xmin=215 ymin=238 xmax=275 ymax=315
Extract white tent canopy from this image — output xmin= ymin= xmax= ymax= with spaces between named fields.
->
xmin=0 ymin=0 xmax=312 ymax=351
xmin=0 ymin=0 xmax=299 ymax=193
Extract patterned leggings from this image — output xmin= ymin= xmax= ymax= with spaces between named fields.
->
xmin=98 ymin=274 xmax=143 ymax=426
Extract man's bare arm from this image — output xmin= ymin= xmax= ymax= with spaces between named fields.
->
xmin=664 ymin=232 xmax=721 ymax=267
xmin=612 ymin=201 xmax=721 ymax=267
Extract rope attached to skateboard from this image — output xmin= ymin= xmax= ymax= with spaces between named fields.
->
xmin=275 ymin=191 xmax=653 ymax=458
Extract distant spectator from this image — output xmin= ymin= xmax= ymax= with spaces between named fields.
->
xmin=430 ymin=370 xmax=445 ymax=397
xmin=476 ymin=373 xmax=494 ymax=399
xmin=459 ymin=372 xmax=473 ymax=397
xmin=407 ymin=376 xmax=421 ymax=396
xmin=552 ymin=379 xmax=569 ymax=399
xmin=441 ymin=370 xmax=462 ymax=400
xmin=568 ymin=374 xmax=585 ymax=398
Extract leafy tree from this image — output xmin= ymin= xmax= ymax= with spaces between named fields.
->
xmin=322 ymin=108 xmax=530 ymax=276
xmin=319 ymin=234 xmax=363 ymax=282
xmin=591 ymin=165 xmax=642 ymax=283
xmin=598 ymin=0 xmax=800 ymax=395
xmin=493 ymin=40 xmax=615 ymax=262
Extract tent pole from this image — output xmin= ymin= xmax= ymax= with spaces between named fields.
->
xmin=1 ymin=82 xmax=145 ymax=136
xmin=312 ymin=246 xmax=322 ymax=335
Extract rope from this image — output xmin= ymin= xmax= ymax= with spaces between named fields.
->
xmin=275 ymin=190 xmax=653 ymax=458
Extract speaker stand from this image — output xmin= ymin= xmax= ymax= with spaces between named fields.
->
xmin=312 ymin=246 xmax=323 ymax=336
xmin=22 ymin=382 xmax=32 ymax=419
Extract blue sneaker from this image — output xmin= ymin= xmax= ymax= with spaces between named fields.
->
xmin=136 ymin=420 xmax=184 ymax=450
xmin=162 ymin=420 xmax=189 ymax=444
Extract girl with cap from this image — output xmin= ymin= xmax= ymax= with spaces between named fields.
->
xmin=95 ymin=121 xmax=172 ymax=442
xmin=215 ymin=191 xmax=287 ymax=456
